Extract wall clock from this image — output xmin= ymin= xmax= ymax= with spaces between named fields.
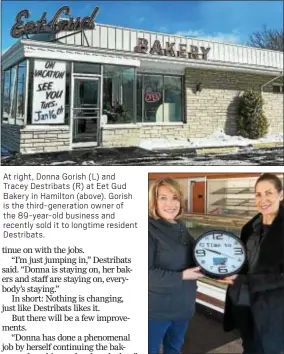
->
xmin=193 ymin=230 xmax=246 ymax=278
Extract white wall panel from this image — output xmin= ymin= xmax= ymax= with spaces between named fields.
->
xmin=108 ymin=27 xmax=116 ymax=49
xmin=74 ymin=33 xmax=82 ymax=46
xmin=150 ymin=33 xmax=157 ymax=47
xmin=143 ymin=33 xmax=151 ymax=49
xmin=92 ymin=25 xmax=100 ymax=47
xmin=100 ymin=26 xmax=108 ymax=48
xmin=84 ymin=30 xmax=93 ymax=47
xmin=123 ymin=30 xmax=130 ymax=51
xmin=66 ymin=31 xmax=75 ymax=45
xmin=115 ymin=28 xmax=123 ymax=50
xmin=130 ymin=31 xmax=137 ymax=51
xmin=51 ymin=24 xmax=283 ymax=70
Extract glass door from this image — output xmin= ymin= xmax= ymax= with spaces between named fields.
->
xmin=72 ymin=77 xmax=100 ymax=144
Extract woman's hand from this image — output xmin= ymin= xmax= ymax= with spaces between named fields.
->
xmin=182 ymin=266 xmax=205 ymax=280
xmin=216 ymin=274 xmax=238 ymax=285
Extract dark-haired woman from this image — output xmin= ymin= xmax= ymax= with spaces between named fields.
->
xmin=220 ymin=173 xmax=284 ymax=354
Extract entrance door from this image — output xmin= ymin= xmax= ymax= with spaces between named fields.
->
xmin=72 ymin=77 xmax=100 ymax=145
xmin=192 ymin=181 xmax=205 ymax=213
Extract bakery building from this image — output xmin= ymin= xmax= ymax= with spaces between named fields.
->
xmin=1 ymin=6 xmax=283 ymax=154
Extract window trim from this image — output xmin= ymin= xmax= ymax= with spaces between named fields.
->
xmin=138 ymin=72 xmax=184 ymax=124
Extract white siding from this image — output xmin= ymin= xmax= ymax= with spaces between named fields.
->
xmin=53 ymin=23 xmax=283 ymax=70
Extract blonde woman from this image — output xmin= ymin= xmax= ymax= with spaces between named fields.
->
xmin=148 ymin=178 xmax=204 ymax=354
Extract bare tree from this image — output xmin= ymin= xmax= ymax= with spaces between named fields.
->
xmin=248 ymin=25 xmax=283 ymax=51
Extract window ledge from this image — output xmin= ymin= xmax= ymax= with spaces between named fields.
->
xmin=103 ymin=122 xmax=185 ymax=129
xmin=21 ymin=125 xmax=70 ymax=131
xmin=137 ymin=122 xmax=184 ymax=126
xmin=102 ymin=124 xmax=140 ymax=129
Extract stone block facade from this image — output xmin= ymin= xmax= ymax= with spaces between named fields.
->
xmin=101 ymin=124 xmax=188 ymax=147
xmin=184 ymin=68 xmax=283 ymax=138
xmin=1 ymin=125 xmax=70 ymax=154
xmin=20 ymin=126 xmax=70 ymax=154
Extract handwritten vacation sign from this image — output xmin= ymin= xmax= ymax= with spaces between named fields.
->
xmin=32 ymin=60 xmax=66 ymax=124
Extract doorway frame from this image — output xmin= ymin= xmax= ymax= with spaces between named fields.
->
xmin=70 ymin=63 xmax=103 ymax=149
xmin=187 ymin=177 xmax=207 ymax=214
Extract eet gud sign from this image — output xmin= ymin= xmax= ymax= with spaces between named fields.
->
xmin=32 ymin=60 xmax=66 ymax=124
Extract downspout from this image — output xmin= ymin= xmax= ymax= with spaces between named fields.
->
xmin=260 ymin=71 xmax=283 ymax=93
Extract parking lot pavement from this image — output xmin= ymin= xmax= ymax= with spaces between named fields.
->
xmin=1 ymin=146 xmax=283 ymax=166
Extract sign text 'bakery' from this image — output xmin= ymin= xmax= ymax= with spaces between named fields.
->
xmin=134 ymin=38 xmax=211 ymax=60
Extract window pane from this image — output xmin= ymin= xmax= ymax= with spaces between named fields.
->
xmin=9 ymin=67 xmax=17 ymax=124
xmin=122 ymin=68 xmax=134 ymax=123
xmin=2 ymin=70 xmax=11 ymax=123
xmin=144 ymin=75 xmax=163 ymax=122
xmin=103 ymin=65 xmax=134 ymax=124
xmin=136 ymin=74 xmax=142 ymax=123
xmin=164 ymin=76 xmax=182 ymax=122
xmin=16 ymin=61 xmax=27 ymax=125
xmin=74 ymin=62 xmax=100 ymax=74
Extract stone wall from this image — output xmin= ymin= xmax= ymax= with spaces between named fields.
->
xmin=185 ymin=68 xmax=283 ymax=137
xmin=20 ymin=126 xmax=70 ymax=154
xmin=101 ymin=124 xmax=188 ymax=147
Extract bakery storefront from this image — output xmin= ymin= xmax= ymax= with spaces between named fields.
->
xmin=2 ymin=6 xmax=283 ymax=154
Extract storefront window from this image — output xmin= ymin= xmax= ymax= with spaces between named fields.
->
xmin=103 ymin=65 xmax=134 ymax=124
xmin=144 ymin=75 xmax=163 ymax=122
xmin=16 ymin=61 xmax=27 ymax=125
xmin=136 ymin=74 xmax=143 ymax=122
xmin=136 ymin=73 xmax=183 ymax=123
xmin=2 ymin=70 xmax=11 ymax=123
xmin=164 ymin=76 xmax=182 ymax=122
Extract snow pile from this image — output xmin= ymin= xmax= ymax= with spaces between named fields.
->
xmin=139 ymin=130 xmax=283 ymax=150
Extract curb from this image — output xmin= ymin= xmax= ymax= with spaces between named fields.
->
xmin=195 ymin=146 xmax=240 ymax=155
xmin=195 ymin=142 xmax=282 ymax=155
xmin=251 ymin=142 xmax=283 ymax=149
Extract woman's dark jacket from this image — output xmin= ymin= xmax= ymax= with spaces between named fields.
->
xmin=223 ymin=205 xmax=284 ymax=353
xmin=148 ymin=216 xmax=197 ymax=321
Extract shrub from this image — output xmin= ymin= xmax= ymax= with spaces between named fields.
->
xmin=236 ymin=90 xmax=269 ymax=139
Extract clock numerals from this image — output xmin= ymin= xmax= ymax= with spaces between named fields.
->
xmin=212 ymin=234 xmax=223 ymax=240
xmin=195 ymin=249 xmax=206 ymax=257
xmin=218 ymin=266 xmax=228 ymax=274
xmin=234 ymin=247 xmax=244 ymax=255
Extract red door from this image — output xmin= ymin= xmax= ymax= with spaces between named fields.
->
xmin=192 ymin=181 xmax=205 ymax=213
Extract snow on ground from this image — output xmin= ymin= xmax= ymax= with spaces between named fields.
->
xmin=139 ymin=130 xmax=283 ymax=150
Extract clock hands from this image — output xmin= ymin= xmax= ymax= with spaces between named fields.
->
xmin=203 ymin=248 xmax=235 ymax=260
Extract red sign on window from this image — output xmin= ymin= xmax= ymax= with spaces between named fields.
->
xmin=144 ymin=92 xmax=161 ymax=103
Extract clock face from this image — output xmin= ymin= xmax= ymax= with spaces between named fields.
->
xmin=193 ymin=230 xmax=246 ymax=278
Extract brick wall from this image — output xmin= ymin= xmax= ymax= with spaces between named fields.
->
xmin=185 ymin=68 xmax=283 ymax=137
